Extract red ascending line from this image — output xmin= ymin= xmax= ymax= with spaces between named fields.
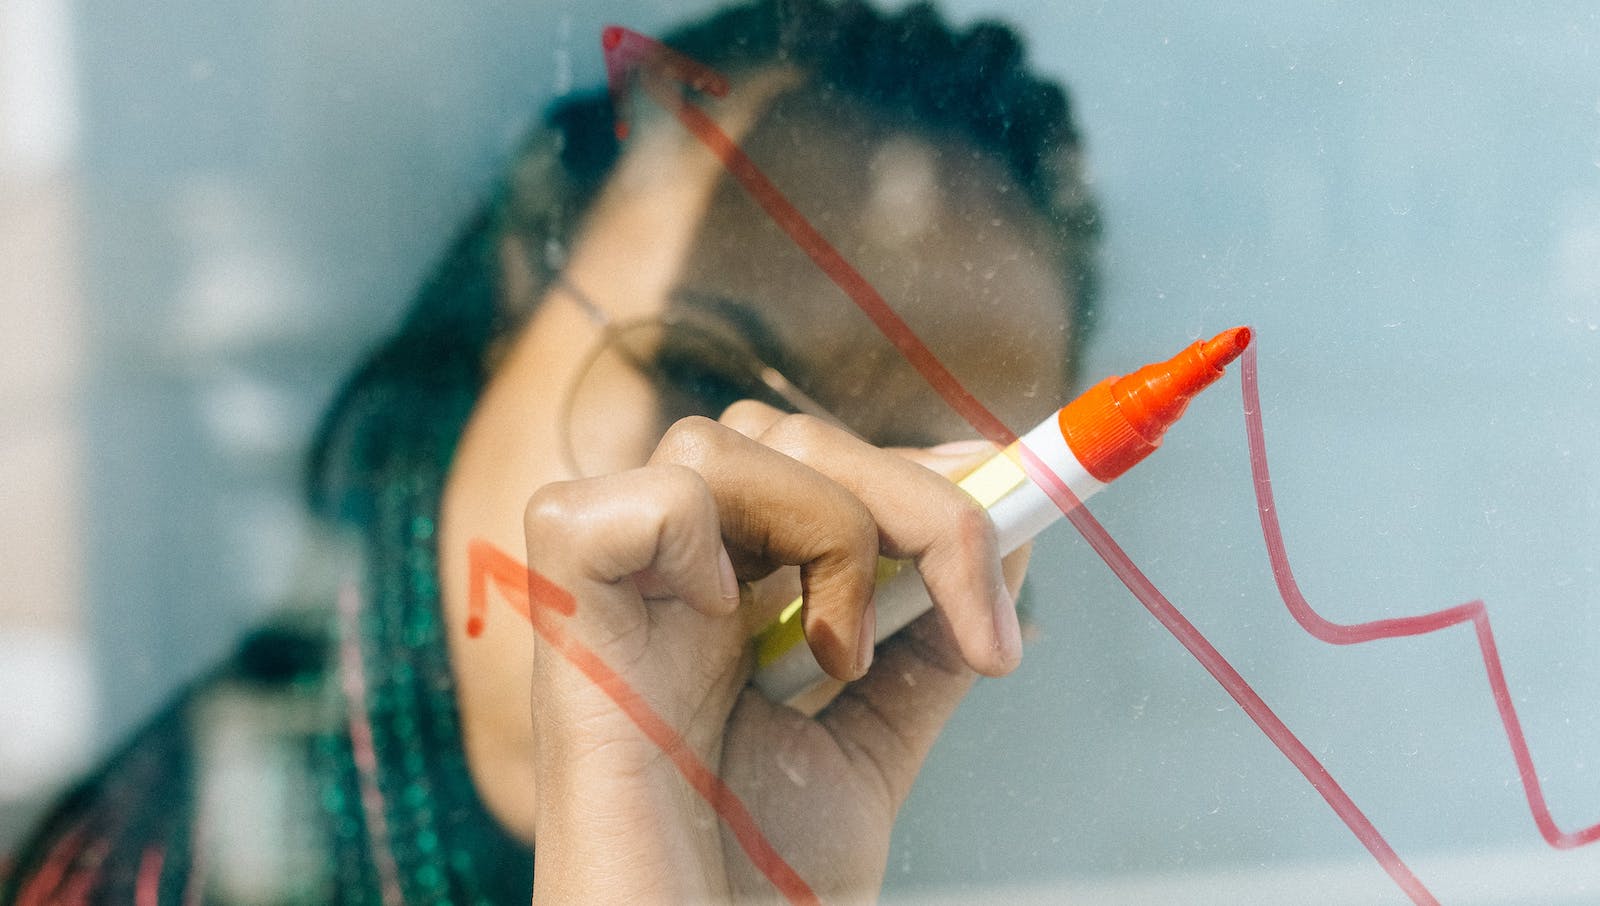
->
xmin=1241 ymin=345 xmax=1600 ymax=850
xmin=466 ymin=541 xmax=823 ymax=906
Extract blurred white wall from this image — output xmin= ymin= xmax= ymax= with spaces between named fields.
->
xmin=64 ymin=0 xmax=701 ymax=749
xmin=0 ymin=0 xmax=95 ymax=846
xmin=0 ymin=0 xmax=711 ymax=852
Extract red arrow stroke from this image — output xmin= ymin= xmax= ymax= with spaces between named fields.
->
xmin=465 ymin=540 xmax=822 ymax=905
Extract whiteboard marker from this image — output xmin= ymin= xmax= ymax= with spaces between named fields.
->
xmin=752 ymin=326 xmax=1255 ymax=702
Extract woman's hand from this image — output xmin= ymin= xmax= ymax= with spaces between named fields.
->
xmin=522 ymin=403 xmax=1028 ymax=904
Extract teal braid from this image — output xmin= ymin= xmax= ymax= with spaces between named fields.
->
xmin=308 ymin=201 xmax=534 ymax=904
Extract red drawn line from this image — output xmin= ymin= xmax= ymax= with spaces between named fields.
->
xmin=604 ymin=27 xmax=1019 ymax=448
xmin=136 ymin=843 xmax=165 ymax=906
xmin=336 ymin=582 xmax=406 ymax=906
xmin=602 ymin=26 xmax=729 ymax=141
xmin=466 ymin=537 xmax=566 ymax=637
xmin=1241 ymin=344 xmax=1600 ymax=850
xmin=1013 ymin=441 xmax=1439 ymax=904
xmin=466 ymin=541 xmax=822 ymax=906
xmin=599 ymin=24 xmax=1440 ymax=904
xmin=15 ymin=822 xmax=86 ymax=906
xmin=54 ymin=846 xmax=102 ymax=906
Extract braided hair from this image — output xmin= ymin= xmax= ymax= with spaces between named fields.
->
xmin=2 ymin=3 xmax=1097 ymax=903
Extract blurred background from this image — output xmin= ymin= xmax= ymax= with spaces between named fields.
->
xmin=2 ymin=0 xmax=1597 ymax=902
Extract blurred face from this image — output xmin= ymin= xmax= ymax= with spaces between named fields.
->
xmin=438 ymin=75 xmax=1074 ymax=839
xmin=666 ymin=91 xmax=1072 ymax=449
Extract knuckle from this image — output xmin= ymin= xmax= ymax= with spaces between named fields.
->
xmin=947 ymin=494 xmax=998 ymax=554
xmin=523 ymin=481 xmax=590 ymax=553
xmin=794 ymin=487 xmax=877 ymax=566
xmin=719 ymin=398 xmax=780 ymax=427
xmin=648 ymin=463 xmax=712 ymax=521
xmin=759 ymin=413 xmax=836 ymax=461
xmin=653 ymin=415 xmax=728 ymax=469
xmin=522 ymin=467 xmax=717 ymax=573
xmin=837 ymin=499 xmax=880 ymax=561
xmin=523 ymin=481 xmax=576 ymax=532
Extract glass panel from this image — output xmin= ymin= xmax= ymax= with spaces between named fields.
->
xmin=2 ymin=2 xmax=1595 ymax=903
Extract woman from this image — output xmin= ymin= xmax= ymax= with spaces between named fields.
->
xmin=3 ymin=1 xmax=1097 ymax=902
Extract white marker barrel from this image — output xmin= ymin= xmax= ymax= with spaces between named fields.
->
xmin=752 ymin=411 xmax=1106 ymax=703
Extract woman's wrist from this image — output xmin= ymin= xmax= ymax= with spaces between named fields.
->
xmin=532 ymin=739 xmax=732 ymax=904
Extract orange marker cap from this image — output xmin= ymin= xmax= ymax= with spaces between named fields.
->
xmin=1059 ymin=327 xmax=1252 ymax=482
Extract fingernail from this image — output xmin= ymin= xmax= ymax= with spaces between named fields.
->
xmin=993 ymin=586 xmax=1023 ymax=671
xmin=854 ymin=601 xmax=878 ymax=677
xmin=718 ymin=547 xmax=740 ymax=602
xmin=929 ymin=439 xmax=995 ymax=456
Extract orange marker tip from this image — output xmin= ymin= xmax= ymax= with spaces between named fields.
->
xmin=1201 ymin=326 xmax=1252 ymax=369
xmin=466 ymin=616 xmax=485 ymax=638
xmin=601 ymin=25 xmax=625 ymax=50
xmin=1059 ymin=326 xmax=1252 ymax=482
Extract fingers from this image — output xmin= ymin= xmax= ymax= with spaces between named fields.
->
xmin=537 ymin=400 xmax=1026 ymax=685
xmin=651 ymin=417 xmax=880 ymax=681
xmin=721 ymin=403 xmax=1022 ymax=677
xmin=718 ymin=398 xmax=788 ymax=437
xmin=523 ymin=464 xmax=740 ymax=621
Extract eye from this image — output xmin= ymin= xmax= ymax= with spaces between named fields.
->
xmin=653 ymin=348 xmax=756 ymax=417
xmin=647 ymin=325 xmax=790 ymax=422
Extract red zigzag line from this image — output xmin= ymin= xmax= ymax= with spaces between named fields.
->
xmin=1241 ymin=345 xmax=1600 ymax=850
